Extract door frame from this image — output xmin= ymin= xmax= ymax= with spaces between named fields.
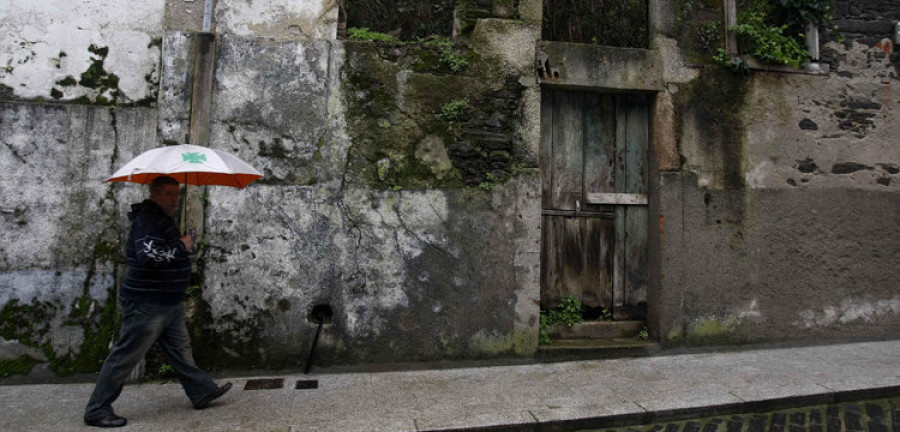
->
xmin=538 ymin=86 xmax=661 ymax=324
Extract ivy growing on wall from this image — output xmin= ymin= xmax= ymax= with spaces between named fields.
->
xmin=716 ymin=0 xmax=836 ymax=70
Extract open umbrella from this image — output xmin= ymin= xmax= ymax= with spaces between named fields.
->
xmin=107 ymin=144 xmax=262 ymax=188
xmin=107 ymin=144 xmax=263 ymax=230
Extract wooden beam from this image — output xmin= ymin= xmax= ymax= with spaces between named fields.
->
xmin=586 ymin=193 xmax=648 ymax=206
xmin=724 ymin=0 xmax=738 ymax=55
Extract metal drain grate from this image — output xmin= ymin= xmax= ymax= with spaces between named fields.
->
xmin=295 ymin=380 xmax=318 ymax=390
xmin=243 ymin=378 xmax=285 ymax=390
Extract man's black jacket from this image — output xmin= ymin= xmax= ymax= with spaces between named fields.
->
xmin=120 ymin=200 xmax=191 ymax=304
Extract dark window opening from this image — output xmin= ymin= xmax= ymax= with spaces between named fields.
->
xmin=340 ymin=0 xmax=456 ymax=41
xmin=542 ymin=0 xmax=649 ymax=48
xmin=725 ymin=0 xmax=833 ymax=67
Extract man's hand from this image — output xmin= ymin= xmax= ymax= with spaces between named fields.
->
xmin=180 ymin=234 xmax=193 ymax=251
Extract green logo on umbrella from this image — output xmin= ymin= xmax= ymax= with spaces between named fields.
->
xmin=182 ymin=152 xmax=207 ymax=164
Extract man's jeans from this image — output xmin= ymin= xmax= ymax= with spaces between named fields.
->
xmin=84 ymin=298 xmax=217 ymax=421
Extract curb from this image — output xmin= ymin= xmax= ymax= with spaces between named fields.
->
xmin=422 ymin=385 xmax=900 ymax=432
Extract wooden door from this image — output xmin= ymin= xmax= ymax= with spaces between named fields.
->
xmin=540 ymin=89 xmax=648 ymax=320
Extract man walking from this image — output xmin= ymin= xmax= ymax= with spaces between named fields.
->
xmin=84 ymin=175 xmax=231 ymax=428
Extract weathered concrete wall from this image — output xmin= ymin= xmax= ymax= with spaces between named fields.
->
xmin=180 ymin=1 xmax=543 ymax=367
xmin=652 ymin=1 xmax=900 ymax=346
xmin=3 ymin=0 xmax=899 ymax=381
xmin=0 ymin=102 xmax=160 ymax=378
xmin=145 ymin=0 xmax=543 ymax=370
xmin=1 ymin=0 xmax=543 ymax=378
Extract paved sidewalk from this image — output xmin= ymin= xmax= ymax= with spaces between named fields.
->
xmin=0 ymin=340 xmax=898 ymax=432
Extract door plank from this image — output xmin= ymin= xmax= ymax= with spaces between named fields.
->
xmin=541 ymin=88 xmax=554 ymax=209
xmin=624 ymin=205 xmax=648 ymax=318
xmin=540 ymin=215 xmax=614 ymax=310
xmin=583 ymin=94 xmax=616 ymax=197
xmin=550 ymin=91 xmax=583 ymax=210
xmin=622 ymin=96 xmax=649 ymax=319
xmin=623 ymin=96 xmax=648 ymax=195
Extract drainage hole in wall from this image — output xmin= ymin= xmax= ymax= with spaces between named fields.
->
xmin=308 ymin=304 xmax=333 ymax=324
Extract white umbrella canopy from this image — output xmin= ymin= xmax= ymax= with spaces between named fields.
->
xmin=107 ymin=144 xmax=262 ymax=188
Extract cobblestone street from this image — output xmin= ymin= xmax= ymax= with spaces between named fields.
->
xmin=587 ymin=398 xmax=900 ymax=432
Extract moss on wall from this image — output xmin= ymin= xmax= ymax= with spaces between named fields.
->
xmin=0 ymin=198 xmax=123 ymax=378
xmin=184 ymin=296 xmax=267 ymax=371
xmin=673 ymin=67 xmax=750 ymax=190
xmin=468 ymin=328 xmax=536 ymax=356
xmin=0 ymin=288 xmax=121 ymax=378
xmin=0 ymin=299 xmax=54 ymax=344
xmin=44 ymin=43 xmax=160 ymax=107
xmin=673 ymin=0 xmax=727 ymax=65
xmin=0 ymin=355 xmax=40 ymax=378
xmin=49 ymin=289 xmax=119 ymax=376
xmin=666 ymin=317 xmax=751 ymax=346
xmin=343 ymin=39 xmax=525 ymax=190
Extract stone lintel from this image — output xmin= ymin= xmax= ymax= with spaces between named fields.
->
xmin=536 ymin=41 xmax=662 ymax=92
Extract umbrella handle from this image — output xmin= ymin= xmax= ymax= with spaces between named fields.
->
xmin=180 ymin=176 xmax=189 ymax=234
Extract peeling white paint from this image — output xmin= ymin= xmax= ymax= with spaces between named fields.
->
xmin=744 ymin=160 xmax=774 ymax=189
xmin=0 ymin=0 xmax=164 ymax=101
xmin=795 ymin=296 xmax=900 ymax=328
xmin=737 ymin=299 xmax=762 ymax=319
xmin=216 ymin=0 xmax=337 ymax=39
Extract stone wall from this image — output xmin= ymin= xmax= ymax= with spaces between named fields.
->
xmin=833 ymin=0 xmax=899 ymax=46
xmin=2 ymin=0 xmax=899 ymax=381
xmin=1 ymin=0 xmax=542 ymax=379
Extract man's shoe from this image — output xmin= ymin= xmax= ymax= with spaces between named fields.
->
xmin=193 ymin=382 xmax=232 ymax=410
xmin=85 ymin=414 xmax=127 ymax=428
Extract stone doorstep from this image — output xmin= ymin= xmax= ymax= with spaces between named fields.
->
xmin=536 ymin=338 xmax=661 ymax=361
xmin=546 ymin=320 xmax=645 ymax=340
xmin=539 ymin=338 xmax=660 ymax=351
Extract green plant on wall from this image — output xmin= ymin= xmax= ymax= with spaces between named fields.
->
xmin=158 ymin=363 xmax=174 ymax=377
xmin=478 ymin=172 xmax=496 ymax=191
xmin=715 ymin=0 xmax=835 ymax=70
xmin=539 ymin=314 xmax=553 ymax=345
xmin=348 ymin=27 xmax=397 ymax=42
xmin=539 ymin=295 xmax=584 ymax=345
xmin=437 ymin=97 xmax=469 ymax=124
xmin=717 ymin=1 xmax=808 ymax=69
xmin=698 ymin=21 xmax=722 ymax=54
xmin=424 ymin=36 xmax=469 ymax=73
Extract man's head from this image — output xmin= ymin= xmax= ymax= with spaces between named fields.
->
xmin=149 ymin=176 xmax=181 ymax=216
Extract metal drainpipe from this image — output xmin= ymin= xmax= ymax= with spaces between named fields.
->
xmin=806 ymin=22 xmax=820 ymax=62
xmin=203 ymin=0 xmax=214 ymax=33
xmin=305 ymin=305 xmax=333 ymax=374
